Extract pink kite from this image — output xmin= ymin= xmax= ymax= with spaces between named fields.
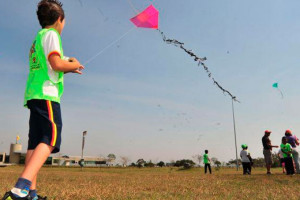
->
xmin=130 ymin=5 xmax=159 ymax=29
xmin=128 ymin=4 xmax=237 ymax=101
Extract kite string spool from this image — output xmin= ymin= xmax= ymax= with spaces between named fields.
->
xmin=158 ymin=29 xmax=239 ymax=102
xmin=83 ymin=27 xmax=135 ymax=66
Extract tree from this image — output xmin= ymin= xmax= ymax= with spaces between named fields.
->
xmin=108 ymin=154 xmax=116 ymax=160
xmin=227 ymin=159 xmax=242 ymax=167
xmin=215 ymin=160 xmax=221 ymax=168
xmin=252 ymin=158 xmax=265 ymax=167
xmin=144 ymin=160 xmax=155 ymax=167
xmin=120 ymin=156 xmax=130 ymax=167
xmin=157 ymin=161 xmax=165 ymax=167
xmin=174 ymin=159 xmax=195 ymax=168
xmin=137 ymin=158 xmax=146 ymax=168
xmin=271 ymin=152 xmax=280 ymax=168
xmin=107 ymin=154 xmax=116 ymax=166
xmin=211 ymin=157 xmax=218 ymax=166
xmin=192 ymin=154 xmax=203 ymax=166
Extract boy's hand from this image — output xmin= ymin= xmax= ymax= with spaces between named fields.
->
xmin=69 ymin=57 xmax=84 ymax=74
xmin=72 ymin=65 xmax=85 ymax=74
xmin=68 ymin=57 xmax=81 ymax=66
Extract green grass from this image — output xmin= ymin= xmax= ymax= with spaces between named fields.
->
xmin=0 ymin=166 xmax=299 ymax=199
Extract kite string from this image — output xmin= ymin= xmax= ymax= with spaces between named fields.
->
xmin=83 ymin=27 xmax=136 ymax=66
xmin=158 ymin=29 xmax=239 ymax=102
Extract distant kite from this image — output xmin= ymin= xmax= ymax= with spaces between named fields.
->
xmin=272 ymin=83 xmax=284 ymax=99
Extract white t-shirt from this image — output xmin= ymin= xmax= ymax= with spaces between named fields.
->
xmin=278 ymin=149 xmax=284 ymax=159
xmin=42 ymin=30 xmax=64 ymax=97
xmin=240 ymin=150 xmax=250 ymax=163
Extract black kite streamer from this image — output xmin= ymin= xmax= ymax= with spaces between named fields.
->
xmin=158 ymin=29 xmax=239 ymax=102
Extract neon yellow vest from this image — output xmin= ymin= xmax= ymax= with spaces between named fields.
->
xmin=24 ymin=28 xmax=64 ymax=107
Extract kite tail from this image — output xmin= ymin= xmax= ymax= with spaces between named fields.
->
xmin=278 ymin=89 xmax=284 ymax=99
xmin=158 ymin=29 xmax=239 ymax=102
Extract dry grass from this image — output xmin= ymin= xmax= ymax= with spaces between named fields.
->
xmin=1 ymin=166 xmax=300 ymax=200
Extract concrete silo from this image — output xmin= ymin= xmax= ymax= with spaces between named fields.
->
xmin=9 ymin=143 xmax=22 ymax=164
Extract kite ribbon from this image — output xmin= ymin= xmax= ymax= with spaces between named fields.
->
xmin=278 ymin=89 xmax=284 ymax=99
xmin=158 ymin=29 xmax=239 ymax=102
xmin=83 ymin=27 xmax=135 ymax=66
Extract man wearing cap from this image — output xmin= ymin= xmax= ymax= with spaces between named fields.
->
xmin=285 ymin=129 xmax=300 ymax=173
xmin=262 ymin=130 xmax=278 ymax=174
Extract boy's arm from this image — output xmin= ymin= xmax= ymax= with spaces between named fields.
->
xmin=247 ymin=152 xmax=251 ymax=158
xmin=49 ymin=55 xmax=84 ymax=74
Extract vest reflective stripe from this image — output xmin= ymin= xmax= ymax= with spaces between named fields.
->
xmin=24 ymin=28 xmax=64 ymax=107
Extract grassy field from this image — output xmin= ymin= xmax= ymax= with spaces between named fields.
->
xmin=1 ymin=166 xmax=300 ymax=200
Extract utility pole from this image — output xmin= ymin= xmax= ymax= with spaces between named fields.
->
xmin=231 ymin=98 xmax=239 ymax=171
xmin=80 ymin=131 xmax=87 ymax=171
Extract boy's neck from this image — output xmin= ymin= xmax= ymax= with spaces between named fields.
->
xmin=44 ymin=25 xmax=60 ymax=34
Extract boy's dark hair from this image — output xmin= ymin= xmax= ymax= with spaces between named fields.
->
xmin=37 ymin=0 xmax=65 ymax=28
xmin=282 ymin=136 xmax=287 ymax=141
xmin=205 ymin=150 xmax=208 ymax=154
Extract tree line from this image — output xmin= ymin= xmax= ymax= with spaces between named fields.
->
xmin=106 ymin=152 xmax=282 ymax=168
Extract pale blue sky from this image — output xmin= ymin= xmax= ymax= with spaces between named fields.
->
xmin=1 ymin=0 xmax=300 ymax=163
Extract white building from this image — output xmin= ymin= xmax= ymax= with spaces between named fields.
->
xmin=51 ymin=156 xmax=107 ymax=167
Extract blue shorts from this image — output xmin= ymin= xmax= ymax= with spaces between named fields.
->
xmin=27 ymin=99 xmax=62 ymax=153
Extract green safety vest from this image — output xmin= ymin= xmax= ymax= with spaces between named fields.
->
xmin=24 ymin=28 xmax=64 ymax=107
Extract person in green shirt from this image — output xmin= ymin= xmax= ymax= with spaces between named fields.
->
xmin=203 ymin=150 xmax=212 ymax=174
xmin=2 ymin=1 xmax=84 ymax=200
xmin=281 ymin=137 xmax=295 ymax=175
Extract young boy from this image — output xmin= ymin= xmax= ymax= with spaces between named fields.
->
xmin=2 ymin=1 xmax=84 ymax=200
xmin=203 ymin=150 xmax=211 ymax=174
xmin=278 ymin=148 xmax=286 ymax=173
xmin=240 ymin=144 xmax=252 ymax=175
xmin=281 ymin=137 xmax=295 ymax=175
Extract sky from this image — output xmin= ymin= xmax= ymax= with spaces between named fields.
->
xmin=1 ymin=0 xmax=300 ymax=164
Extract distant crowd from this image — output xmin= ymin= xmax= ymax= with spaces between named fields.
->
xmin=203 ymin=129 xmax=299 ymax=175
xmin=262 ymin=129 xmax=299 ymax=175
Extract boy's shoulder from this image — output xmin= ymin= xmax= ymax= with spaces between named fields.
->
xmin=43 ymin=29 xmax=61 ymax=39
xmin=36 ymin=28 xmax=60 ymax=41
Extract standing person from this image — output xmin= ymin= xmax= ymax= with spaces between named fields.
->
xmin=2 ymin=1 xmax=84 ymax=200
xmin=262 ymin=130 xmax=279 ymax=174
xmin=278 ymin=148 xmax=286 ymax=173
xmin=240 ymin=144 xmax=252 ymax=175
xmin=285 ymin=129 xmax=300 ymax=174
xmin=203 ymin=150 xmax=212 ymax=174
xmin=281 ymin=137 xmax=295 ymax=175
